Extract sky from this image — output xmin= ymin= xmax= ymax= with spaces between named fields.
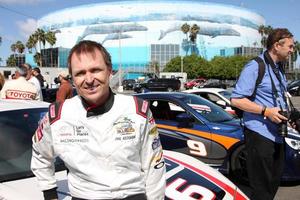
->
xmin=0 ymin=0 xmax=299 ymax=65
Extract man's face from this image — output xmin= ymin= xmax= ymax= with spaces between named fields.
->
xmin=276 ymin=37 xmax=295 ymax=61
xmin=70 ymin=49 xmax=112 ymax=106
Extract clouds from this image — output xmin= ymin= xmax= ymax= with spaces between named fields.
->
xmin=0 ymin=0 xmax=45 ymax=4
xmin=16 ymin=18 xmax=37 ymax=39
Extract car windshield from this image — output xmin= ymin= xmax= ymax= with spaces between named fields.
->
xmin=180 ymin=94 xmax=234 ymax=122
xmin=219 ymin=90 xmax=232 ymax=100
xmin=0 ymin=108 xmax=47 ymax=182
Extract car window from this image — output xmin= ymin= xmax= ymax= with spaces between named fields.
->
xmin=206 ymin=93 xmax=221 ymax=103
xmin=0 ymin=108 xmax=62 ymax=182
xmin=150 ymin=100 xmax=197 ymax=123
xmin=219 ymin=90 xmax=232 ymax=100
xmin=180 ymin=94 xmax=234 ymax=122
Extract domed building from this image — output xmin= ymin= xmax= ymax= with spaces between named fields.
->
xmin=38 ymin=0 xmax=265 ymax=78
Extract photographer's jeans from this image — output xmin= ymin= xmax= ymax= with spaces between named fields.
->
xmin=244 ymin=127 xmax=284 ymax=200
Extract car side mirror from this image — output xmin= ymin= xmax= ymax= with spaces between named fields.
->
xmin=216 ymin=100 xmax=226 ymax=108
xmin=176 ymin=113 xmax=193 ymax=128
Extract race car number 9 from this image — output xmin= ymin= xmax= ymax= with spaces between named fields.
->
xmin=187 ymin=140 xmax=207 ymax=156
xmin=166 ymin=178 xmax=215 ymax=200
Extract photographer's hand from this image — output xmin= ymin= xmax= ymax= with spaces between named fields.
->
xmin=264 ymin=107 xmax=288 ymax=124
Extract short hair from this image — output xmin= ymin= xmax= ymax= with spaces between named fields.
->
xmin=16 ymin=65 xmax=28 ymax=77
xmin=21 ymin=63 xmax=32 ymax=70
xmin=33 ymin=67 xmax=41 ymax=74
xmin=266 ymin=28 xmax=293 ymax=50
xmin=67 ymin=40 xmax=112 ymax=75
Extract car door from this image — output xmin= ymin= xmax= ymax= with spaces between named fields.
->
xmin=0 ymin=108 xmax=70 ymax=199
xmin=149 ymin=99 xmax=216 ymax=164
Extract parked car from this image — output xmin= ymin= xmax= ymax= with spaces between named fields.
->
xmin=133 ymin=78 xmax=181 ymax=93
xmin=183 ymin=88 xmax=236 ymax=115
xmin=288 ymin=79 xmax=300 ymax=96
xmin=0 ymin=99 xmax=248 ymax=200
xmin=184 ymin=78 xmax=206 ymax=89
xmin=201 ymin=80 xmax=227 ymax=89
xmin=134 ymin=92 xmax=300 ymax=183
xmin=122 ymin=79 xmax=136 ymax=90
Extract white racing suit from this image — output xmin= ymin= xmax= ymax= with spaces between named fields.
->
xmin=31 ymin=93 xmax=166 ymax=200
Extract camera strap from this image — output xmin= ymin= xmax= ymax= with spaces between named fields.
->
xmin=264 ymin=51 xmax=288 ymax=111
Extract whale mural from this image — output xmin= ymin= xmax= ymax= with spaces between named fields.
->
xmin=158 ymin=22 xmax=241 ymax=40
xmin=38 ymin=0 xmax=264 ymax=70
xmin=77 ymin=23 xmax=148 ymax=42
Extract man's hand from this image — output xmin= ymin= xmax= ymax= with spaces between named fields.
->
xmin=264 ymin=107 xmax=288 ymax=124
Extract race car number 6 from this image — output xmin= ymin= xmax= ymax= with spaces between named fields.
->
xmin=166 ymin=178 xmax=215 ymax=200
xmin=187 ymin=140 xmax=207 ymax=156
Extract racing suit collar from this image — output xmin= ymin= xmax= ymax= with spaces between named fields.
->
xmin=81 ymin=88 xmax=115 ymax=117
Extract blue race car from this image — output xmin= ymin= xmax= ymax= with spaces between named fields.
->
xmin=134 ymin=92 xmax=300 ymax=183
xmin=0 ymin=99 xmax=248 ymax=200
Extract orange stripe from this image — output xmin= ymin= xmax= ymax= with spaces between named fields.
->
xmin=157 ymin=124 xmax=239 ymax=149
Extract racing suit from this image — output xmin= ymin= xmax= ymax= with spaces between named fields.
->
xmin=31 ymin=91 xmax=166 ymax=200
xmin=0 ymin=76 xmax=39 ymax=100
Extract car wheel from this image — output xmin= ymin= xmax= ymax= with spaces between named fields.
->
xmin=230 ymin=144 xmax=249 ymax=185
xmin=167 ymin=87 xmax=173 ymax=92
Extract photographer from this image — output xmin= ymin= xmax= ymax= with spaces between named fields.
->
xmin=55 ymin=71 xmax=73 ymax=102
xmin=231 ymin=28 xmax=294 ymax=200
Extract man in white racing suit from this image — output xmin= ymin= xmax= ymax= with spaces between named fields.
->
xmin=31 ymin=40 xmax=166 ymax=200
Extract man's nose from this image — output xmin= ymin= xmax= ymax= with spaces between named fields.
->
xmin=85 ymin=72 xmax=94 ymax=83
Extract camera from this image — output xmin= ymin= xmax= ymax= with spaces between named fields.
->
xmin=289 ymin=109 xmax=300 ymax=132
xmin=278 ymin=110 xmax=288 ymax=137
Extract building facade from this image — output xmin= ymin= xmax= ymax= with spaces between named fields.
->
xmin=38 ymin=0 xmax=265 ymax=78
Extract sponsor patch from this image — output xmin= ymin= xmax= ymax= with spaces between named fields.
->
xmin=58 ymin=125 xmax=89 ymax=143
xmin=152 ymin=137 xmax=161 ymax=150
xmin=114 ymin=117 xmax=136 ymax=141
xmin=149 ymin=126 xmax=158 ymax=136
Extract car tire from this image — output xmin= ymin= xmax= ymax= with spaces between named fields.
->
xmin=230 ymin=144 xmax=249 ymax=185
xmin=167 ymin=87 xmax=173 ymax=92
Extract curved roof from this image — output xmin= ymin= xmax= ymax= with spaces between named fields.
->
xmin=38 ymin=0 xmax=265 ymax=31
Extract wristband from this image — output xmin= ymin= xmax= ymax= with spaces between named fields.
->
xmin=261 ymin=105 xmax=266 ymax=115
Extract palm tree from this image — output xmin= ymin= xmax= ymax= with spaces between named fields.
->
xmin=190 ymin=24 xmax=200 ymax=54
xmin=181 ymin=23 xmax=191 ymax=56
xmin=292 ymin=41 xmax=300 ymax=65
xmin=26 ymin=35 xmax=37 ymax=54
xmin=10 ymin=43 xmax=17 ymax=58
xmin=15 ymin=41 xmax=25 ymax=54
xmin=181 ymin=23 xmax=190 ymax=40
xmin=45 ymin=31 xmax=57 ymax=67
xmin=35 ymin=28 xmax=46 ymax=66
xmin=258 ymin=25 xmax=273 ymax=48
xmin=6 ymin=55 xmax=16 ymax=67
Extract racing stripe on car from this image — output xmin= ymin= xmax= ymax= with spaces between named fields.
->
xmin=164 ymin=154 xmax=248 ymax=200
xmin=157 ymin=124 xmax=239 ymax=149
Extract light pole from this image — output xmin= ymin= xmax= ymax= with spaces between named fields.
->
xmin=118 ymin=28 xmax=122 ymax=91
xmin=181 ymin=56 xmax=183 ymax=77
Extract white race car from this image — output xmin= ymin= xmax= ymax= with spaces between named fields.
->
xmin=0 ymin=99 xmax=248 ymax=200
xmin=183 ymin=88 xmax=236 ymax=116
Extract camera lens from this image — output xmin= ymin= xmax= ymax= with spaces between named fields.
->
xmin=278 ymin=110 xmax=288 ymax=137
